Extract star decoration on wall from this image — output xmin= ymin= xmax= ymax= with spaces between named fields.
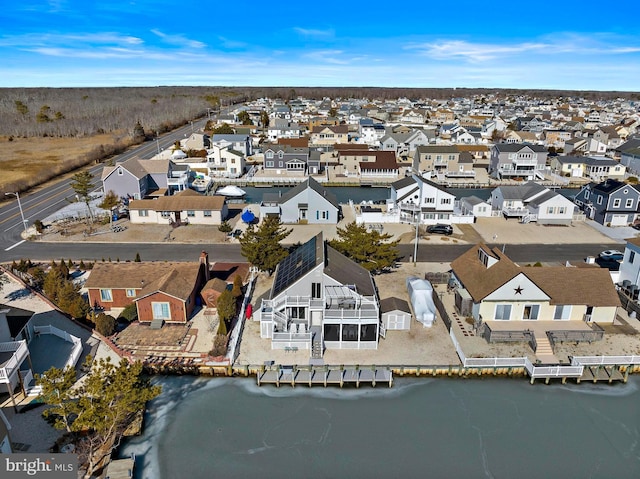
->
xmin=514 ymin=286 xmax=523 ymax=295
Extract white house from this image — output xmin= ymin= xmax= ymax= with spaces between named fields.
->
xmin=129 ymin=189 xmax=228 ymax=225
xmin=490 ymin=182 xmax=576 ymax=225
xmin=390 ymin=174 xmax=457 ymax=225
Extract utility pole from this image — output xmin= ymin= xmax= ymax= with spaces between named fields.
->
xmin=5 ymin=192 xmax=28 ymax=237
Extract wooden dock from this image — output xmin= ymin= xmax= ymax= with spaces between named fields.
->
xmin=577 ymin=365 xmax=627 ymax=384
xmin=257 ymin=366 xmax=393 ymax=387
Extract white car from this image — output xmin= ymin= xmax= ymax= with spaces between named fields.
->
xmin=599 ymin=250 xmax=624 ymax=261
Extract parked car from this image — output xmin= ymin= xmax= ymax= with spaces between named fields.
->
xmin=427 ymin=224 xmax=453 ymax=235
xmin=598 ymin=250 xmax=624 ymax=261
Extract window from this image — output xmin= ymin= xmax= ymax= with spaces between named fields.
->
xmin=523 ymin=305 xmax=539 ymax=320
xmin=161 ymin=211 xmax=171 ymax=218
xmin=152 ymin=302 xmax=171 ymax=320
xmin=596 ymin=196 xmax=603 ymax=205
xmin=118 ymin=168 xmax=123 ymax=176
xmin=626 ymin=199 xmax=634 ymax=208
xmin=425 ymin=197 xmax=435 ymax=204
xmin=613 ymin=198 xmax=621 ymax=208
xmin=495 ymin=304 xmax=512 ymax=320
xmin=547 ymin=207 xmax=555 ymax=214
xmin=126 ymin=289 xmax=136 ymax=298
xmin=100 ymin=289 xmax=113 ymax=302
xmin=266 ymin=161 xmax=274 ymax=167
xmin=139 ymin=210 xmax=148 ymax=217
xmin=203 ymin=210 xmax=212 ymax=217
xmin=311 ymin=282 xmax=321 ymax=299
xmin=266 ymin=151 xmax=274 ymax=159
xmin=630 ymin=251 xmax=635 ymax=264
xmin=187 ymin=210 xmax=195 ymax=217
xmin=554 ymin=305 xmax=571 ymax=320
xmin=441 ymin=198 xmax=451 ymax=205
xmin=558 ymin=207 xmax=566 ymax=214
xmin=584 ymin=190 xmax=590 ymax=200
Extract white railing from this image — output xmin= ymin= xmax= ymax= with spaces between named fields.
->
xmin=272 ymin=332 xmax=312 ymax=342
xmin=572 ymin=355 xmax=640 ymax=366
xmin=0 ymin=340 xmax=28 ymax=382
xmin=228 ymin=273 xmax=257 ymax=363
xmin=525 ymin=358 xmax=583 ymax=378
xmin=512 ymin=158 xmax=538 ymax=166
xmin=34 ymin=325 xmax=83 ymax=369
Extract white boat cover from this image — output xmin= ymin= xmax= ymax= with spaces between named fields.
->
xmin=216 ymin=185 xmax=246 ymax=197
xmin=406 ymin=276 xmax=436 ymax=327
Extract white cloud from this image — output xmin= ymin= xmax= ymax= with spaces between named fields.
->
xmin=150 ymin=29 xmax=205 ymax=49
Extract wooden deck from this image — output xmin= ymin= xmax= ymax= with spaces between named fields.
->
xmin=257 ymin=366 xmax=393 ymax=387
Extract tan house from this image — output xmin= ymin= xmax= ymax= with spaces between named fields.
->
xmin=129 ymin=189 xmax=227 ymax=226
xmin=310 ymin=125 xmax=349 ymax=146
xmin=450 ymin=244 xmax=620 ymax=353
xmin=413 ymin=145 xmax=475 ymax=178
xmin=337 ymin=150 xmax=397 ymax=177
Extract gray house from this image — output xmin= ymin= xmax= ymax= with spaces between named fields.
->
xmin=262 ymin=145 xmax=309 ymax=175
xmin=210 ymin=134 xmax=253 ymax=157
xmin=574 ymin=179 xmax=640 ymax=226
xmin=101 ymin=158 xmax=176 ymax=200
xmin=259 ymin=177 xmax=341 ymax=224
xmin=489 ymin=143 xmax=547 ymax=180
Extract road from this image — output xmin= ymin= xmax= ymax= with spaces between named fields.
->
xmin=0 ymin=118 xmax=209 ymax=252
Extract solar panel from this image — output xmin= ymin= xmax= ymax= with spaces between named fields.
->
xmin=272 ymin=235 xmax=320 ymax=297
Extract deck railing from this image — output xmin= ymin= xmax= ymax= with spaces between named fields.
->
xmin=0 ymin=340 xmax=28 ymax=383
xmin=34 ymin=325 xmax=83 ymax=369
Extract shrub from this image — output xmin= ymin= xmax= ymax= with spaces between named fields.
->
xmin=118 ymin=303 xmax=138 ymax=322
xmin=94 ymin=313 xmax=116 ymax=336
xmin=218 ymin=220 xmax=232 ymax=233
xmin=210 ymin=334 xmax=228 ymax=357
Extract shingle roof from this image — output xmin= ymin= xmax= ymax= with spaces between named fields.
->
xmin=128 ymin=189 xmax=225 ymax=211
xmin=277 ymin=177 xmax=339 ymax=209
xmin=324 ymin=245 xmax=376 ymax=297
xmin=493 ymin=143 xmax=547 ymax=153
xmin=380 ymin=297 xmax=411 ymax=314
xmin=0 ymin=304 xmax=34 ymax=339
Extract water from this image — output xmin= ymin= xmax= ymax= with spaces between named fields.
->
xmin=121 ymin=376 xmax=640 ymax=479
xmin=240 ymin=186 xmax=578 ymax=204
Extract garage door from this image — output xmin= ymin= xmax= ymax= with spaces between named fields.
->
xmin=610 ymin=214 xmax=628 ymax=226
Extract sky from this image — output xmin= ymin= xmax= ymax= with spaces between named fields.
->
xmin=1 ymin=0 xmax=640 ymax=91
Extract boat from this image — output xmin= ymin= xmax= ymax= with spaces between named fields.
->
xmin=191 ymin=176 xmax=213 ymax=193
xmin=215 ymin=185 xmax=246 ymax=197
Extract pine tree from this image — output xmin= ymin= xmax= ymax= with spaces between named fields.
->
xmin=329 ymin=222 xmax=400 ymax=273
xmin=239 ymin=216 xmax=292 ymax=274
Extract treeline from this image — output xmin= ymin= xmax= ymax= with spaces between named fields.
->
xmin=1 ymin=86 xmax=637 ymax=139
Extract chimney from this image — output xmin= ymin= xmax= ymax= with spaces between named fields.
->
xmin=200 ymin=251 xmax=210 ymax=281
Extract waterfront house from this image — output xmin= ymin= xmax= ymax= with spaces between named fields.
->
xmin=255 ymin=233 xmax=380 ymax=354
xmin=128 ymin=189 xmax=227 ymax=226
xmin=413 ymin=145 xmax=475 ymax=178
xmin=206 ymin=145 xmax=246 ymax=178
xmin=337 ymin=150 xmax=397 ymax=178
xmin=490 ymin=182 xmax=576 ymax=225
xmin=450 ymin=244 xmax=620 ymax=350
xmin=618 ymin=139 xmax=640 ymax=175
xmin=102 ymin=158 xmax=182 ymax=200
xmin=489 ymin=144 xmax=547 ymax=180
xmin=210 ymin=134 xmax=253 ymax=157
xmin=390 ymin=174 xmax=457 ymax=225
xmin=618 ymin=237 xmax=640 ymax=290
xmin=85 ymin=252 xmax=211 ymax=324
xmin=262 ymin=145 xmax=309 ymax=176
xmin=459 ymin=196 xmax=492 ymax=218
xmin=310 ymin=125 xmax=349 ymax=146
xmin=574 ymin=179 xmax=640 ymax=226
xmin=259 ymin=177 xmax=341 ymax=224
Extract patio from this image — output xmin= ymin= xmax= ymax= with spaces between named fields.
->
xmin=29 ymin=333 xmax=76 ymax=374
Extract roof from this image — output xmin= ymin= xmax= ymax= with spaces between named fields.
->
xmin=271 ymin=233 xmax=324 ymax=298
xmin=451 ymin=244 xmax=520 ymax=301
xmin=359 ymin=155 xmax=399 ymax=171
xmin=380 ymin=297 xmax=411 ymax=314
xmin=494 ymin=181 xmax=549 ymax=201
xmin=85 ymin=261 xmax=202 ymax=300
xmin=493 ymin=143 xmax=547 ymax=153
xmin=324 ymin=244 xmax=376 ymax=297
xmin=129 ymin=189 xmax=225 ymax=211
xmin=278 ymin=177 xmax=340 ymax=209
xmin=102 ymin=158 xmax=170 ymax=181
xmin=0 ymin=304 xmax=34 ymax=339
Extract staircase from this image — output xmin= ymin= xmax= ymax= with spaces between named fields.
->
xmin=310 ymin=326 xmax=323 ymax=359
xmin=534 ymin=332 xmax=559 ymax=364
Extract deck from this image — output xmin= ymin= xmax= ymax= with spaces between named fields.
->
xmin=257 ymin=365 xmax=393 ymax=387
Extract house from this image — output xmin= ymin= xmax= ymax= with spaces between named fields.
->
xmin=200 ymin=262 xmax=250 ymax=309
xmin=262 ymin=145 xmax=309 ymax=175
xmin=85 ymin=252 xmax=211 ymax=324
xmin=450 ymin=244 xmax=620 ymax=351
xmin=490 ymin=182 xmax=576 ymax=225
xmin=582 ymin=157 xmax=626 ymax=181
xmin=102 ymin=158 xmax=182 ymax=200
xmin=210 ymin=134 xmax=253 ymax=157
xmin=618 ymin=139 xmax=640 ymax=175
xmin=259 ymin=177 xmax=341 ymax=224
xmin=574 ymin=179 xmax=640 ymax=226
xmin=310 ymin=125 xmax=349 ymax=146
xmin=267 ymin=118 xmax=303 ymax=142
xmin=390 ymin=174 xmax=457 ymax=225
xmin=489 ymin=144 xmax=547 ymax=180
xmin=459 ymin=196 xmax=492 ymax=218
xmin=206 ymin=145 xmax=245 ymax=178
xmin=358 ymin=155 xmax=399 ymax=180
xmin=182 ymin=133 xmax=210 ymax=151
xmin=618 ymin=237 xmax=640 ymax=289
xmin=413 ymin=145 xmax=475 ymax=178
xmin=337 ymin=150 xmax=398 ymax=177
xmin=129 ymin=189 xmax=227 ymax=225
xmin=0 ymin=410 xmax=12 ymax=453
xmin=256 ymin=233 xmax=380 ymax=353
xmin=380 ymin=297 xmax=411 ymax=331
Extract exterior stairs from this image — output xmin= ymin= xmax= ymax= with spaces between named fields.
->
xmin=310 ymin=326 xmax=323 ymax=359
xmin=534 ymin=332 xmax=559 ymax=364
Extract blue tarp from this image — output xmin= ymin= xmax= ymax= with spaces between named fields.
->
xmin=241 ymin=210 xmax=255 ymax=223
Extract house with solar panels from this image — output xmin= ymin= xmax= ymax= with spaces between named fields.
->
xmin=255 ymin=232 xmax=380 ymax=355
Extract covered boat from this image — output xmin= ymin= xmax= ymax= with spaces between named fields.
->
xmin=215 ymin=185 xmax=246 ymax=197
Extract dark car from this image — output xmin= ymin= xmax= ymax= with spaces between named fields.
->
xmin=427 ymin=224 xmax=453 ymax=235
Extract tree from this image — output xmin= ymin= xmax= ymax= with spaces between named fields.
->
xmin=217 ymin=289 xmax=236 ymax=326
xmin=237 ymin=110 xmax=253 ymax=125
xmin=213 ymin=123 xmax=234 ymax=134
xmin=70 ymin=171 xmax=95 ymax=223
xmin=134 ymin=252 xmax=141 ymax=262
xmin=239 ymin=216 xmax=292 ymax=274
xmin=231 ymin=275 xmax=243 ymax=298
xmin=132 ymin=121 xmax=146 ymax=141
xmin=36 ymin=365 xmax=78 ymax=433
xmin=218 ymin=220 xmax=232 ymax=233
xmin=329 ymin=222 xmax=400 ymax=273
xmin=99 ymin=190 xmax=120 ymax=210
xmin=260 ymin=110 xmax=270 ymax=128
xmin=94 ymin=313 xmax=116 ymax=336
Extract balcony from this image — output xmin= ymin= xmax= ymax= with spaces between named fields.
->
xmin=0 ymin=340 xmax=28 ymax=384
xmin=511 ymin=158 xmax=538 ymax=166
xmin=502 ymin=207 xmax=530 ymax=217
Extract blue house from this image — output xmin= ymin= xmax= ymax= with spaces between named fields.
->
xmin=574 ymin=179 xmax=640 ymax=226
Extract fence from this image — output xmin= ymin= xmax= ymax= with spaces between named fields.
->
xmin=34 ymin=325 xmax=83 ymax=369
xmin=228 ymin=272 xmax=258 ymax=364
xmin=432 ymin=288 xmax=452 ymax=331
xmin=548 ymin=325 xmax=605 ymax=346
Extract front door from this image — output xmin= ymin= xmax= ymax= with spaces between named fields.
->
xmin=299 ymin=209 xmax=307 ymax=220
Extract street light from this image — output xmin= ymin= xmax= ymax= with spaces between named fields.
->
xmin=5 ymin=191 xmax=28 ymax=237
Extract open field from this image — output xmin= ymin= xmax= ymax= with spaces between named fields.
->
xmin=0 ymin=133 xmax=125 ymax=194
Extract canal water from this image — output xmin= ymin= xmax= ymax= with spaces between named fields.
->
xmin=239 ymin=186 xmax=579 ymax=204
xmin=120 ymin=376 xmax=640 ymax=479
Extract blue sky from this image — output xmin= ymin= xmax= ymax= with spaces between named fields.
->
xmin=2 ymin=0 xmax=640 ymax=91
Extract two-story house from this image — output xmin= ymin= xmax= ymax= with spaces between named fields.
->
xmin=256 ymin=233 xmax=380 ymax=354
xmin=310 ymin=125 xmax=349 ymax=146
xmin=259 ymin=177 xmax=341 ymax=224
xmin=390 ymin=174 xmax=457 ymax=225
xmin=206 ymin=145 xmax=245 ymax=178
xmin=413 ymin=145 xmax=475 ymax=178
xmin=489 ymin=144 xmax=547 ymax=180
xmin=490 ymin=182 xmax=576 ymax=225
xmin=262 ymin=145 xmax=310 ymax=175
xmin=574 ymin=179 xmax=640 ymax=226
xmin=102 ymin=158 xmax=181 ymax=200
xmin=210 ymin=134 xmax=253 ymax=157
